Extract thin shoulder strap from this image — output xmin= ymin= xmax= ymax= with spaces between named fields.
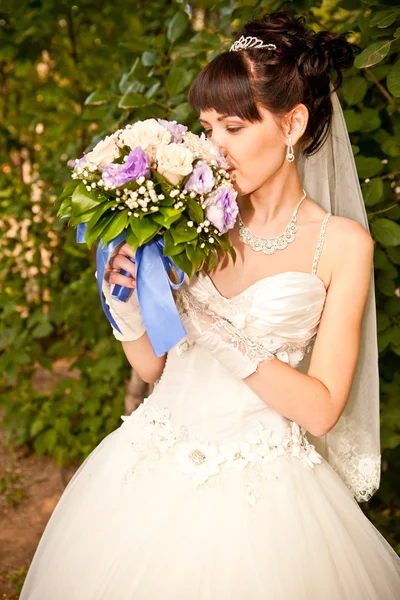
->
xmin=311 ymin=213 xmax=331 ymax=275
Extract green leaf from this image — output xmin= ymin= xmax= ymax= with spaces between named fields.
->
xmin=354 ymin=40 xmax=393 ymax=69
xmin=355 ymin=156 xmax=382 ymax=179
xmin=100 ymin=211 xmax=129 ymax=244
xmin=377 ymin=310 xmax=391 ymax=332
xmin=32 ymin=320 xmax=54 ymax=338
xmin=125 ymin=229 xmax=140 ymax=253
xmin=169 ymin=102 xmax=191 ymax=122
xmin=30 ymin=418 xmax=45 ymax=437
xmin=152 ymin=206 xmax=183 ymax=228
xmin=84 ymin=90 xmax=113 ymax=106
xmin=369 ymin=10 xmax=399 ymax=29
xmin=382 ymin=137 xmax=400 ymax=157
xmin=187 ymin=197 xmax=204 ymax=222
xmin=343 ymin=109 xmax=363 ymax=132
xmin=84 ymin=213 xmax=115 ymax=247
xmin=167 ymin=11 xmax=188 ymax=44
xmin=166 ymin=67 xmax=195 ymax=96
xmin=186 ymin=241 xmax=203 ymax=265
xmin=387 ymin=246 xmax=400 ymax=264
xmin=118 ymin=92 xmax=152 ymax=110
xmin=342 ymin=76 xmax=368 ymax=105
xmin=387 ymin=60 xmax=400 ymax=97
xmin=129 ymin=215 xmax=161 ymax=245
xmin=363 ymin=178 xmax=383 ymax=206
xmin=71 ymin=183 xmax=102 ymax=219
xmin=57 ymin=179 xmax=80 ymax=204
xmin=371 ymin=218 xmax=400 ymax=246
xmin=170 ymin=218 xmax=198 ymax=244
xmin=141 ymin=51 xmax=160 ymax=66
xmin=171 ymin=250 xmax=194 ymax=278
xmin=376 ymin=272 xmax=397 ymax=296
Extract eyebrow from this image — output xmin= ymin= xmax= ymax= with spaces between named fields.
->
xmin=198 ymin=115 xmax=239 ymax=124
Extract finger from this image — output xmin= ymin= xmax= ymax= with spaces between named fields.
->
xmin=118 ymin=241 xmax=136 ymax=259
xmin=108 ymin=271 xmax=136 ymax=288
xmin=111 ymin=255 xmax=137 ymax=278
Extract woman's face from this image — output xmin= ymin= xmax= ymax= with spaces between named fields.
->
xmin=199 ymin=106 xmax=287 ymax=197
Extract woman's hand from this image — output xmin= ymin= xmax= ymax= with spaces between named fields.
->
xmin=100 ymin=241 xmax=146 ymax=342
xmin=104 ymin=241 xmax=137 ymax=290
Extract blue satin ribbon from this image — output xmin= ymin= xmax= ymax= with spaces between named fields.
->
xmin=76 ymin=223 xmax=187 ymax=356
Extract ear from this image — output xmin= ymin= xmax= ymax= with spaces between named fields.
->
xmin=284 ymin=104 xmax=309 ymax=145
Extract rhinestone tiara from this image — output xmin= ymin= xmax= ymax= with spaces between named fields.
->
xmin=229 ymin=35 xmax=277 ymax=52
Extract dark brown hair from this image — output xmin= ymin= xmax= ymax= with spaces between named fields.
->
xmin=188 ymin=11 xmax=361 ymax=156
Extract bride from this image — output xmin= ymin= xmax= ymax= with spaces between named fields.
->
xmin=20 ymin=11 xmax=400 ymax=600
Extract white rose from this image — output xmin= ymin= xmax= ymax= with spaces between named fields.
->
xmin=119 ymin=119 xmax=172 ymax=150
xmin=156 ymin=143 xmax=194 ymax=186
xmin=84 ymin=133 xmax=120 ymax=168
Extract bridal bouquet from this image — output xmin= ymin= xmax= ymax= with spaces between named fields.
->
xmin=57 ymin=118 xmax=238 ymax=355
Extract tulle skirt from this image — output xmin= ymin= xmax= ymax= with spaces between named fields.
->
xmin=20 ymin=405 xmax=400 ymax=600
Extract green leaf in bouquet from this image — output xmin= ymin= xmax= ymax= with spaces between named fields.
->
xmin=170 ymin=250 xmax=194 ymax=278
xmin=57 ymin=196 xmax=72 ymax=219
xmin=101 ymin=211 xmax=129 ymax=245
xmin=186 ymin=241 xmax=204 ymax=266
xmin=85 ymin=213 xmax=116 ymax=248
xmin=206 ymin=249 xmax=218 ymax=271
xmin=83 ymin=201 xmax=118 ymax=245
xmin=152 ymin=206 xmax=183 ymax=228
xmin=129 ymin=215 xmax=161 ymax=245
xmin=125 ymin=228 xmax=140 ymax=253
xmin=71 ymin=183 xmax=102 ymax=219
xmin=56 ymin=179 xmax=80 ymax=205
xmin=187 ymin=197 xmax=204 ymax=223
xmin=228 ymin=245 xmax=237 ymax=264
xmin=162 ymin=229 xmax=185 ymax=257
xmin=170 ymin=218 xmax=198 ymax=244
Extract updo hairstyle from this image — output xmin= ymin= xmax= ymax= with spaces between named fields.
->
xmin=188 ymin=11 xmax=361 ymax=156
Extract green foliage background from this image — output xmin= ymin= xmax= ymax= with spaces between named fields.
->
xmin=1 ymin=0 xmax=400 ymax=549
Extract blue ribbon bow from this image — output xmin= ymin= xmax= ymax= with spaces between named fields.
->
xmin=76 ymin=223 xmax=187 ymax=357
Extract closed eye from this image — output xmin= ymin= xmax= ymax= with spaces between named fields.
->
xmin=204 ymin=127 xmax=243 ymax=137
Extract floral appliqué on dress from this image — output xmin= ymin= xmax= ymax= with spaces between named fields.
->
xmin=120 ymin=398 xmax=322 ymax=507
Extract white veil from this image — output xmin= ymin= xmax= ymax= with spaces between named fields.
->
xmin=297 ymin=86 xmax=381 ymax=503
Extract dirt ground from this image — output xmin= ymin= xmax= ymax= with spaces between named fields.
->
xmin=0 ymin=408 xmax=79 ymax=599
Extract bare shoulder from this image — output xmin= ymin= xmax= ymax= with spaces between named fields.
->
xmin=327 ymin=215 xmax=374 ymax=261
xmin=325 ymin=215 xmax=374 ymax=294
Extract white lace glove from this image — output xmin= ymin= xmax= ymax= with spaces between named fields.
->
xmin=96 ymin=271 xmax=146 ymax=342
xmin=174 ymin=287 xmax=275 ymax=379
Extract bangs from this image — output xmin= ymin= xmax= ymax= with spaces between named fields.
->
xmin=187 ymin=52 xmax=263 ymax=122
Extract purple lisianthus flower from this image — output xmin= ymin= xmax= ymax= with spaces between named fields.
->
xmin=101 ymin=146 xmax=150 ymax=189
xmin=157 ymin=119 xmax=188 ymax=143
xmin=73 ymin=155 xmax=86 ymax=168
xmin=184 ymin=161 xmax=215 ymax=195
xmin=204 ymin=185 xmax=238 ymax=234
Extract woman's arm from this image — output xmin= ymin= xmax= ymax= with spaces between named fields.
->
xmin=121 ymin=336 xmax=167 ymax=384
xmin=101 ymin=241 xmax=167 ymax=384
xmin=243 ymin=220 xmax=374 ymax=437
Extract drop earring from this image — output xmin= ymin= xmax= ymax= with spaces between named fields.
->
xmin=286 ymin=136 xmax=295 ymax=162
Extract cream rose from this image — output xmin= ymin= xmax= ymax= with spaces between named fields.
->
xmin=156 ymin=143 xmax=194 ymax=186
xmin=84 ymin=133 xmax=120 ymax=168
xmin=119 ymin=119 xmax=172 ymax=151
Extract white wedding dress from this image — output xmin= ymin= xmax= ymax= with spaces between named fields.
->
xmin=20 ymin=219 xmax=400 ymax=599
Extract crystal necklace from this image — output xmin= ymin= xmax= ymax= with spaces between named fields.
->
xmin=238 ymin=189 xmax=307 ymax=255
